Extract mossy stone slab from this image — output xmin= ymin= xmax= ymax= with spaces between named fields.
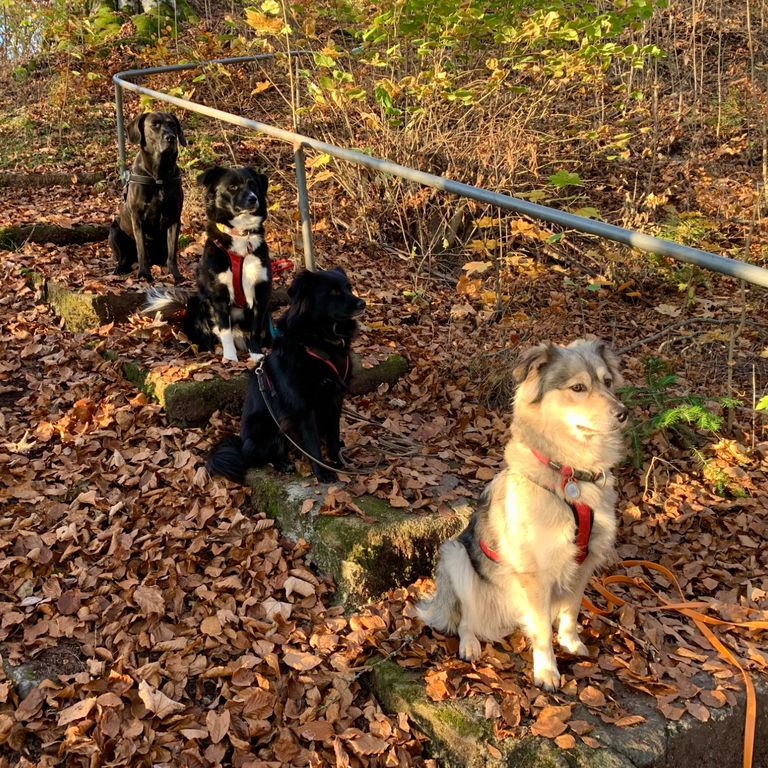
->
xmin=246 ymin=468 xmax=469 ymax=605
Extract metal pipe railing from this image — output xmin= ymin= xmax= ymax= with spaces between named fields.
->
xmin=113 ymin=55 xmax=768 ymax=288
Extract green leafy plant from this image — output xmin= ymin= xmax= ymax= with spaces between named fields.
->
xmin=619 ymin=357 xmax=735 ymax=468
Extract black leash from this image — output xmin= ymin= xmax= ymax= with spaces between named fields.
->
xmin=254 ymin=358 xmax=372 ymax=477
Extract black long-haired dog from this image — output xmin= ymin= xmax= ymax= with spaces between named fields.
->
xmin=207 ymin=267 xmax=365 ymax=483
xmin=144 ymin=165 xmax=272 ymax=362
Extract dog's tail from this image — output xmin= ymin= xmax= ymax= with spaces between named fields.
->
xmin=207 ymin=435 xmax=247 ymax=484
xmin=416 ymin=541 xmax=463 ymax=635
xmin=143 ymin=286 xmax=190 ymax=321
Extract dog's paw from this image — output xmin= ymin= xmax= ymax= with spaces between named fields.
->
xmin=222 ymin=350 xmax=239 ymax=363
xmin=327 ymin=454 xmax=343 ymax=469
xmin=532 ymin=652 xmax=561 ymax=692
xmin=314 ymin=467 xmax=338 ymax=483
xmin=137 ymin=269 xmax=154 ymax=283
xmin=559 ymin=634 xmax=589 ymax=657
xmin=533 ymin=668 xmax=561 ymax=692
xmin=459 ymin=633 xmax=482 ymax=662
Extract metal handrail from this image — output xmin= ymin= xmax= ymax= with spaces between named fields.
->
xmin=113 ymin=54 xmax=768 ymax=288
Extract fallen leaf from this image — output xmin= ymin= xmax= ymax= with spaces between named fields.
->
xmin=133 ymin=585 xmax=164 ymax=615
xmin=614 ymin=714 xmax=645 ymax=727
xmin=138 ymin=680 xmax=185 ymax=719
xmin=348 ymin=733 xmax=389 ymax=755
xmin=57 ymin=697 xmax=97 ymax=726
xmin=200 ymin=616 xmax=222 ymax=636
xmin=206 ymin=709 xmax=231 ymax=744
xmin=579 ymin=685 xmax=607 ymax=708
xmin=283 ymin=649 xmax=323 ymax=671
xmin=298 ymin=720 xmax=336 ymax=741
xmin=530 ymin=705 xmax=571 ymax=738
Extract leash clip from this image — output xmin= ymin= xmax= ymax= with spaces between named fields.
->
xmin=254 ymin=357 xmax=268 ymax=393
xmin=593 ymin=468 xmax=607 ymax=488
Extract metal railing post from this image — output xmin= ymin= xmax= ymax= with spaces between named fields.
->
xmin=114 ymin=83 xmax=127 ymax=180
xmin=293 ymin=142 xmax=315 ymax=271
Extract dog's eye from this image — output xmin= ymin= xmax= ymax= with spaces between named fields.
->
xmin=604 ymin=377 xmax=613 ymax=388
xmin=228 ymin=184 xmax=240 ymax=191
xmin=570 ymin=383 xmax=587 ymax=393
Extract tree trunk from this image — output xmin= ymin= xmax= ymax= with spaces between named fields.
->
xmin=0 ymin=171 xmax=107 ymax=189
xmin=0 ymin=223 xmax=110 ymax=250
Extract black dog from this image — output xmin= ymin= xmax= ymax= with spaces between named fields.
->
xmin=110 ymin=112 xmax=186 ymax=282
xmin=144 ymin=166 xmax=272 ymax=362
xmin=207 ymin=267 xmax=366 ymax=483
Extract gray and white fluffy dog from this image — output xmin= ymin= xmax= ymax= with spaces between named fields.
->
xmin=418 ymin=338 xmax=628 ymax=691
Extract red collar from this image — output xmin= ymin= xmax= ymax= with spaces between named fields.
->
xmin=304 ymin=345 xmax=350 ymax=383
xmin=530 ymin=447 xmax=604 ymax=486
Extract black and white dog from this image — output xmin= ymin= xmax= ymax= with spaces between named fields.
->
xmin=110 ymin=112 xmax=186 ymax=282
xmin=207 ymin=267 xmax=366 ymax=483
xmin=144 ymin=166 xmax=272 ymax=362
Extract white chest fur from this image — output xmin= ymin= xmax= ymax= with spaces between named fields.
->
xmin=240 ymin=254 xmax=269 ymax=308
xmin=228 ymin=214 xmax=264 ymax=257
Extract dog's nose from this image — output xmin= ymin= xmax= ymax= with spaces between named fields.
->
xmin=356 ymin=298 xmax=366 ymax=311
xmin=615 ymin=404 xmax=628 ymax=423
xmin=163 ymin=133 xmax=177 ymax=143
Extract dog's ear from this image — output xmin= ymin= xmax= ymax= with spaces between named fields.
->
xmin=172 ymin=115 xmax=187 ymax=147
xmin=595 ymin=340 xmax=624 ymax=387
xmin=513 ymin=342 xmax=554 ymax=385
xmin=243 ymin=167 xmax=268 ymax=197
xmin=513 ymin=342 xmax=557 ymax=404
xmin=331 ymin=266 xmax=347 ymax=277
xmin=284 ymin=270 xmax=314 ymax=329
xmin=197 ymin=166 xmax=227 ymax=191
xmin=126 ymin=113 xmax=148 ymax=146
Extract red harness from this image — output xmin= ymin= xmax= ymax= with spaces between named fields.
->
xmin=479 ymin=449 xmax=598 ymax=566
xmin=226 ymin=250 xmax=249 ymax=308
xmin=216 ymin=243 xmax=295 ymax=309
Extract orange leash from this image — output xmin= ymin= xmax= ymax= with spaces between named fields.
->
xmin=584 ymin=559 xmax=767 ymax=768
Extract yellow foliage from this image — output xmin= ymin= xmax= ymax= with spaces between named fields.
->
xmin=244 ymin=10 xmax=284 ymax=35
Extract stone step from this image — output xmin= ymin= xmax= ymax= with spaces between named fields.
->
xmin=245 ymin=468 xmax=469 ymax=606
xmin=370 ymin=657 xmax=768 ymax=767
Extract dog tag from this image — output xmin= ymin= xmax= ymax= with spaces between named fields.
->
xmin=564 ymin=480 xmax=580 ymax=500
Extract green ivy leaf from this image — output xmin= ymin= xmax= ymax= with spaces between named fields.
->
xmin=548 ymin=170 xmax=582 ymax=188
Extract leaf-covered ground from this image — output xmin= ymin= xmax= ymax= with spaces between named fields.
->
xmin=1 ymin=41 xmax=768 ymax=768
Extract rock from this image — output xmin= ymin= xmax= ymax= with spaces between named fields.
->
xmin=246 ymin=469 xmax=468 ymax=605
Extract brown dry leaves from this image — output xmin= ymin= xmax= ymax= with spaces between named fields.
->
xmin=2 ymin=36 xmax=768 ymax=765
xmin=0 ymin=240 xmax=426 ymax=764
